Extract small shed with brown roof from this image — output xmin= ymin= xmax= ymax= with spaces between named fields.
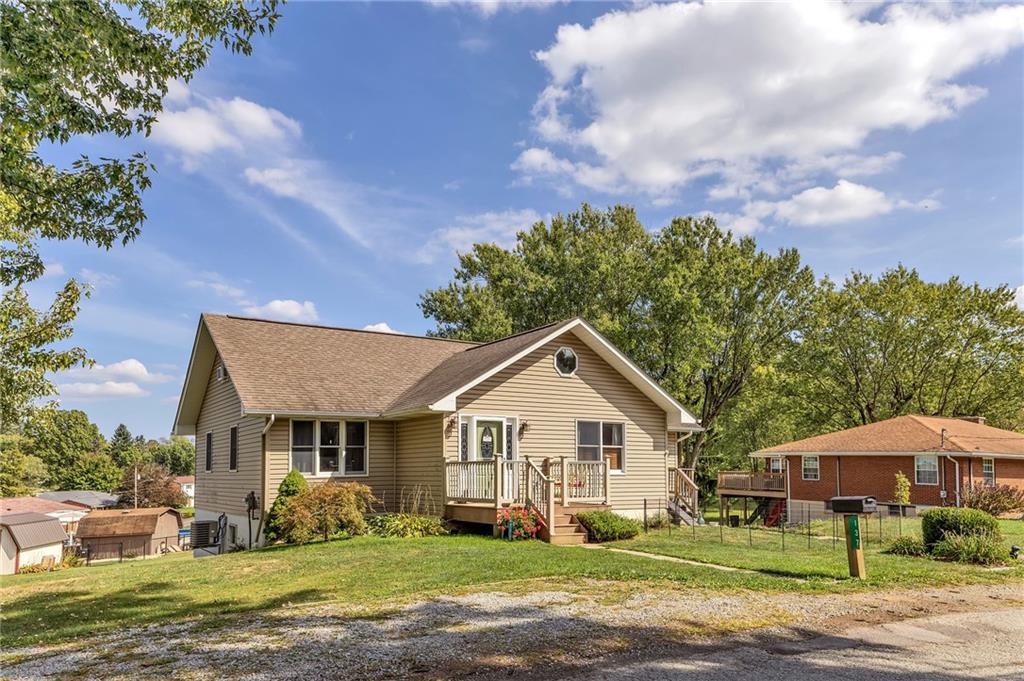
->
xmin=77 ymin=507 xmax=183 ymax=561
xmin=0 ymin=512 xmax=68 ymax=575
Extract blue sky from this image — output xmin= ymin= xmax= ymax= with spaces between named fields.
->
xmin=28 ymin=1 xmax=1024 ymax=439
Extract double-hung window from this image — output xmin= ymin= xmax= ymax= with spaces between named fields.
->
xmin=915 ymin=455 xmax=938 ymax=485
xmin=982 ymin=458 xmax=995 ymax=487
xmin=291 ymin=419 xmax=368 ymax=476
xmin=576 ymin=421 xmax=624 ymax=472
xmin=801 ymin=455 xmax=819 ymax=481
xmin=204 ymin=432 xmax=213 ymax=472
xmin=768 ymin=458 xmax=784 ymax=474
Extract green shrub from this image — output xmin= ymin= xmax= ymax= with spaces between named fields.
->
xmin=920 ymin=507 xmax=1000 ymax=546
xmin=264 ymin=470 xmax=309 ymax=543
xmin=931 ymin=531 xmax=1010 ymax=565
xmin=884 ymin=535 xmax=927 ymax=557
xmin=645 ymin=512 xmax=673 ymax=529
xmin=962 ymin=483 xmax=1024 ymax=517
xmin=279 ymin=481 xmax=376 ymax=544
xmin=575 ymin=511 xmax=642 ymax=542
xmin=367 ymin=513 xmax=449 ymax=538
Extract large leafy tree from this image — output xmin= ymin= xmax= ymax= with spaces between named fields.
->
xmin=108 ymin=423 xmax=148 ymax=467
xmin=147 ymin=436 xmax=195 ymax=476
xmin=420 ymin=206 xmax=814 ymax=469
xmin=115 ymin=462 xmax=188 ymax=508
xmin=0 ymin=0 xmax=280 ymax=424
xmin=20 ymin=408 xmax=118 ymax=490
xmin=788 ymin=266 xmax=1024 ymax=431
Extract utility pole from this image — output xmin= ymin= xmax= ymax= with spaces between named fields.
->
xmin=134 ymin=464 xmax=139 ymax=509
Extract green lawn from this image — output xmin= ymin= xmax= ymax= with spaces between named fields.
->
xmin=4 ymin=525 xmax=1021 ymax=651
xmin=614 ymin=518 xmax=1024 ymax=589
xmin=0 ymin=535 xmax=797 ymax=649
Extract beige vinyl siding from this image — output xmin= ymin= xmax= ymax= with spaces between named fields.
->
xmin=445 ymin=332 xmax=670 ymax=513
xmin=264 ymin=418 xmax=397 ymax=508
xmin=394 ymin=415 xmax=446 ymax=513
xmin=194 ymin=355 xmax=263 ymax=515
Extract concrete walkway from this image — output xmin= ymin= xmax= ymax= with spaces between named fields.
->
xmin=579 ymin=543 xmax=747 ymax=572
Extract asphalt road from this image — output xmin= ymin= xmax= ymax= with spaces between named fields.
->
xmin=573 ymin=607 xmax=1024 ymax=681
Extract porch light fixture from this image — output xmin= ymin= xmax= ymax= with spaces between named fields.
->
xmin=518 ymin=420 xmax=530 ymax=437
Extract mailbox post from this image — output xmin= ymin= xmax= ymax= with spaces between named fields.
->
xmin=830 ymin=496 xmax=877 ymax=580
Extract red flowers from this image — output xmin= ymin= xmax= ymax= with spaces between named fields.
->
xmin=496 ymin=507 xmax=540 ymax=540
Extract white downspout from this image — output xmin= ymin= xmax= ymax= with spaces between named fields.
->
xmin=945 ymin=455 xmax=961 ymax=507
xmin=262 ymin=413 xmax=276 ymax=435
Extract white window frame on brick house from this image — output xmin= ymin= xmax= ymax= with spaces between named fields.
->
xmin=914 ymin=455 xmax=939 ymax=485
xmin=981 ymin=458 xmax=995 ymax=487
xmin=801 ymin=455 xmax=819 ymax=481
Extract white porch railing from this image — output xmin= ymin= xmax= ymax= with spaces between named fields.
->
xmin=445 ymin=457 xmax=609 ymax=537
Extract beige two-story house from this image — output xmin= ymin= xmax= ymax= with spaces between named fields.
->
xmin=173 ymin=315 xmax=701 ymax=545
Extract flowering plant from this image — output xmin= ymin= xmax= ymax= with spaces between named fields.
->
xmin=496 ymin=507 xmax=541 ymax=540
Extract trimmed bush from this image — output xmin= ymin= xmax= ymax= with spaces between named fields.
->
xmin=367 ymin=513 xmax=449 ymax=538
xmin=264 ymin=470 xmax=309 ymax=543
xmin=931 ymin=531 xmax=1010 ymax=565
xmin=884 ymin=535 xmax=927 ymax=557
xmin=920 ymin=507 xmax=1000 ymax=546
xmin=575 ymin=511 xmax=642 ymax=542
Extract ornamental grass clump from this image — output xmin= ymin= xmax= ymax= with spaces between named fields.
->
xmin=367 ymin=513 xmax=449 ymax=538
xmin=496 ymin=507 xmax=541 ymax=540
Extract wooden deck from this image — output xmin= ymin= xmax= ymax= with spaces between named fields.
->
xmin=717 ymin=471 xmax=787 ymax=499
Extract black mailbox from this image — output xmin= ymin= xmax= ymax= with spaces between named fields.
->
xmin=830 ymin=496 xmax=877 ymax=514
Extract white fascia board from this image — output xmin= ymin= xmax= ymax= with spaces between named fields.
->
xmin=243 ymin=409 xmax=382 ymax=419
xmin=172 ymin=318 xmax=214 ymax=436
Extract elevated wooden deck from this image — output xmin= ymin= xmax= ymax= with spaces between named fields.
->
xmin=717 ymin=471 xmax=787 ymax=499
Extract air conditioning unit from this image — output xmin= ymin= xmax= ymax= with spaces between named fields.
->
xmin=191 ymin=520 xmax=221 ymax=549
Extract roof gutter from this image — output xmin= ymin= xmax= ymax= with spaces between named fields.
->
xmin=261 ymin=414 xmax=276 ymax=435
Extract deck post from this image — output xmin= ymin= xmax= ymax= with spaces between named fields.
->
xmin=547 ymin=478 xmax=556 ymax=537
xmin=560 ymin=456 xmax=568 ymax=507
xmin=494 ymin=456 xmax=504 ymax=506
xmin=603 ymin=458 xmax=611 ymax=505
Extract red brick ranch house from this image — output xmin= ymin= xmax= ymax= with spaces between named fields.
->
xmin=718 ymin=415 xmax=1024 ymax=517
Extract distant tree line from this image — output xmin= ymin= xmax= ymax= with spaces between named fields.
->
xmin=0 ymin=410 xmax=193 ymax=508
xmin=420 ymin=204 xmax=1024 ymax=479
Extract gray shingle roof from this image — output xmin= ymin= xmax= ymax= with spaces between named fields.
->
xmin=37 ymin=491 xmax=118 ymax=508
xmin=0 ymin=512 xmax=68 ymax=549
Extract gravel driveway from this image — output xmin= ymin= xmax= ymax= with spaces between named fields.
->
xmin=2 ymin=581 xmax=1021 ymax=680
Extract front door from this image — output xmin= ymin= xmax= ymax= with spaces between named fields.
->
xmin=475 ymin=420 xmax=504 ymax=460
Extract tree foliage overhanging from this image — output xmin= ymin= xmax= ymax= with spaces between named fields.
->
xmin=419 ymin=204 xmax=1024 ymax=472
xmin=1 ymin=0 xmax=279 ymax=427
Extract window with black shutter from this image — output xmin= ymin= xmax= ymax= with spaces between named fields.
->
xmin=205 ymin=432 xmax=213 ymax=472
xmin=229 ymin=426 xmax=238 ymax=471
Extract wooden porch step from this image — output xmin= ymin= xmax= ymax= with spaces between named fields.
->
xmin=548 ymin=531 xmax=588 ymax=545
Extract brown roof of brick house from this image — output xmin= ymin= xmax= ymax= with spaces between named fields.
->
xmin=755 ymin=415 xmax=1024 ymax=457
xmin=1 ymin=497 xmax=86 ymax=515
xmin=0 ymin=512 xmax=68 ymax=549
xmin=76 ymin=507 xmax=182 ymax=539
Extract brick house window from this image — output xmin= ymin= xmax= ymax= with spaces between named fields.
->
xmin=768 ymin=458 xmax=784 ymax=474
xmin=801 ymin=456 xmax=819 ymax=481
xmin=982 ymin=458 xmax=995 ymax=487
xmin=915 ymin=455 xmax=938 ymax=485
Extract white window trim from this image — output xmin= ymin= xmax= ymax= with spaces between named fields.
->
xmin=458 ymin=414 xmax=514 ymax=461
xmin=228 ymin=425 xmax=238 ymax=473
xmin=289 ymin=418 xmax=370 ymax=478
xmin=204 ymin=431 xmax=213 ymax=473
xmin=801 ymin=455 xmax=819 ymax=481
xmin=554 ymin=346 xmax=579 ymax=377
xmin=981 ymin=457 xmax=995 ymax=487
xmin=914 ymin=454 xmax=939 ymax=486
xmin=575 ymin=418 xmax=626 ymax=474
xmin=768 ymin=457 xmax=784 ymax=474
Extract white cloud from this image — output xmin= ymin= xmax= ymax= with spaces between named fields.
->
xmin=433 ymin=1 xmax=562 ymax=18
xmin=363 ymin=322 xmax=401 ymax=334
xmin=65 ymin=358 xmax=174 ymax=384
xmin=57 ymin=381 xmax=150 ymax=399
xmin=458 ymin=36 xmax=491 ymax=53
xmin=443 ymin=180 xmax=462 ymax=191
xmin=40 ymin=262 xmax=65 ymax=278
xmin=416 ymin=209 xmax=541 ymax=263
xmin=79 ymin=268 xmax=119 ymax=289
xmin=520 ymin=3 xmax=1024 ymax=201
xmin=734 ymin=180 xmax=939 ymax=232
xmin=186 ymin=274 xmax=252 ymax=305
xmin=242 ymin=299 xmax=319 ymax=323
xmin=1015 ymin=285 xmax=1024 ymax=311
xmin=152 ymin=95 xmax=301 ymax=161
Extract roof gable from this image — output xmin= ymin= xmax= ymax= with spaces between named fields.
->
xmin=173 ymin=315 xmax=701 ymax=432
xmin=0 ymin=512 xmax=68 ymax=548
xmin=755 ymin=415 xmax=1024 ymax=456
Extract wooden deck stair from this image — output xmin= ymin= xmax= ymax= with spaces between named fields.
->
xmin=541 ymin=503 xmax=608 ymax=545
